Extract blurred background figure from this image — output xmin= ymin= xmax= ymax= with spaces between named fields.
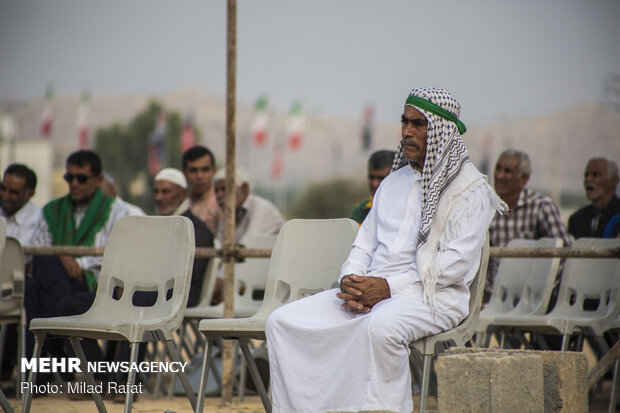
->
xmin=213 ymin=166 xmax=285 ymax=244
xmin=101 ymin=171 xmax=145 ymax=216
xmin=153 ymin=167 xmax=213 ymax=307
xmin=568 ymin=157 xmax=619 ymax=239
xmin=0 ymin=163 xmax=40 ymax=247
xmin=349 ymin=149 xmax=395 ymax=225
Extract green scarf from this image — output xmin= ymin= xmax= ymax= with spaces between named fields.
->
xmin=42 ymin=187 xmax=114 ymax=291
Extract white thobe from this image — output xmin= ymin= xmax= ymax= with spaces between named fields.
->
xmin=266 ymin=165 xmax=497 ymax=413
xmin=0 ymin=201 xmax=41 ymax=247
xmin=30 ymin=199 xmax=129 ymax=278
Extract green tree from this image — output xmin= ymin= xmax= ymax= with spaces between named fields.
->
xmin=286 ymin=178 xmax=367 ymax=219
xmin=94 ymin=101 xmax=196 ymax=212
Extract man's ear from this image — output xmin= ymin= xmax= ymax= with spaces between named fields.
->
xmin=518 ymin=173 xmax=530 ymax=189
xmin=25 ymin=189 xmax=35 ymax=201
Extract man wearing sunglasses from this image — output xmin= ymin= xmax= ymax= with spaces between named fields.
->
xmin=26 ymin=150 xmax=129 ymax=364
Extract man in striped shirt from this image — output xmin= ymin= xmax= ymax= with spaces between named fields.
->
xmin=486 ymin=149 xmax=571 ymax=302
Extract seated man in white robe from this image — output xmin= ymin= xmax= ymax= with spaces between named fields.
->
xmin=266 ymin=87 xmax=507 ymax=413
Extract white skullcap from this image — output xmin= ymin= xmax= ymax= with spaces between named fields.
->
xmin=213 ymin=166 xmax=249 ymax=185
xmin=155 ymin=168 xmax=187 ymax=189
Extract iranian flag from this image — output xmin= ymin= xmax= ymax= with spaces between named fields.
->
xmin=180 ymin=115 xmax=196 ymax=152
xmin=251 ymin=95 xmax=269 ymax=146
xmin=77 ymin=91 xmax=90 ymax=149
xmin=148 ymin=112 xmax=168 ymax=176
xmin=286 ymin=100 xmax=304 ymax=151
xmin=270 ymin=144 xmax=284 ymax=179
xmin=40 ymin=85 xmax=54 ymax=139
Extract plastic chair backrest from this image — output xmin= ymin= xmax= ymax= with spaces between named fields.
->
xmin=485 ymin=239 xmax=537 ymax=314
xmin=233 ymin=234 xmax=277 ymax=311
xmin=83 ymin=216 xmax=195 ymax=340
xmin=253 ymin=219 xmax=359 ymax=318
xmin=549 ymin=238 xmax=620 ymax=320
xmin=0 ymin=238 xmax=25 ymax=315
xmin=412 ymin=235 xmax=489 ymax=353
xmin=511 ymin=237 xmax=563 ymax=315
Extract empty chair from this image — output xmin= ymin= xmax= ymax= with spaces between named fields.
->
xmin=194 ymin=218 xmax=359 ymax=413
xmin=494 ymin=238 xmax=620 ymax=351
xmin=475 ymin=238 xmax=562 ymax=346
xmin=0 ymin=238 xmax=26 ymax=396
xmin=410 ymin=236 xmax=489 ymax=413
xmin=22 ymin=216 xmax=196 ymax=413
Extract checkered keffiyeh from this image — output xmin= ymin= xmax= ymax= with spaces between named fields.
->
xmin=392 ymin=87 xmax=470 ymax=248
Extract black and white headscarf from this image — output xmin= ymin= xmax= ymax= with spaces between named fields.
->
xmin=392 ymin=87 xmax=470 ymax=248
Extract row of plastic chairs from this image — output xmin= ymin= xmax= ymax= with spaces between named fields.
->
xmin=11 ymin=215 xmax=495 ymax=413
xmin=476 ymin=237 xmax=620 ymax=413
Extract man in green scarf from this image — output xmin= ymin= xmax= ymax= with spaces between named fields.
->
xmin=25 ymin=150 xmax=128 ymax=361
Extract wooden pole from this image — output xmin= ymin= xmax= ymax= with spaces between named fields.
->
xmin=221 ymin=0 xmax=237 ymax=403
xmin=589 ymin=339 xmax=620 ymax=389
xmin=22 ymin=246 xmax=620 ymax=260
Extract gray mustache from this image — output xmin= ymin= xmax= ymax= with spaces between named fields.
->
xmin=400 ymin=139 xmax=419 ymax=149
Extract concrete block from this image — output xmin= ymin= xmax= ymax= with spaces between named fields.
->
xmin=443 ymin=348 xmax=588 ymax=412
xmin=437 ymin=352 xmax=544 ymax=412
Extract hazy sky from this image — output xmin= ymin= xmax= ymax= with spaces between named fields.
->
xmin=1 ymin=0 xmax=619 ymax=126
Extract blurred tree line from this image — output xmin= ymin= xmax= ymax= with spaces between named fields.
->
xmin=94 ymin=101 xmax=199 ymax=213
xmin=286 ymin=178 xmax=367 ymax=219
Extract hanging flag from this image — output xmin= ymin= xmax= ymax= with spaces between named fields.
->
xmin=180 ymin=114 xmax=196 ymax=152
xmin=77 ymin=91 xmax=90 ymax=149
xmin=40 ymin=85 xmax=54 ymax=139
xmin=251 ymin=95 xmax=269 ymax=146
xmin=270 ymin=144 xmax=284 ymax=179
xmin=286 ymin=100 xmax=304 ymax=151
xmin=361 ymin=103 xmax=374 ymax=150
xmin=148 ymin=111 xmax=167 ymax=176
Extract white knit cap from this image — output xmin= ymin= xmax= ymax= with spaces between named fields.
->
xmin=213 ymin=166 xmax=249 ymax=185
xmin=155 ymin=168 xmax=187 ymax=189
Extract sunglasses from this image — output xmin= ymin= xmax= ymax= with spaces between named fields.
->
xmin=63 ymin=173 xmax=94 ymax=184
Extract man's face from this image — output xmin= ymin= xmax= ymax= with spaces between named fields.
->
xmin=493 ymin=155 xmax=528 ymax=200
xmin=584 ymin=159 xmax=616 ymax=204
xmin=1 ymin=174 xmax=33 ymax=217
xmin=153 ymin=180 xmax=186 ymax=215
xmin=214 ymin=179 xmax=246 ymax=211
xmin=64 ymin=163 xmax=101 ymax=206
xmin=184 ymin=155 xmax=214 ymax=196
xmin=400 ymin=106 xmax=428 ymax=168
xmin=368 ymin=167 xmax=391 ymax=196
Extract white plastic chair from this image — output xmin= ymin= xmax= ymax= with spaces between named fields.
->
xmin=0 ymin=216 xmax=14 ymax=413
xmin=171 ymin=234 xmax=276 ymax=397
xmin=194 ymin=218 xmax=359 ymax=413
xmin=22 ymin=216 xmax=196 ymax=413
xmin=494 ymin=238 xmax=620 ymax=351
xmin=410 ymin=235 xmax=489 ymax=413
xmin=475 ymin=238 xmax=562 ymax=346
xmin=0 ymin=238 xmax=26 ymax=398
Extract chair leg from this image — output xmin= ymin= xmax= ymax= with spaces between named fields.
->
xmin=153 ymin=342 xmax=166 ymax=398
xmin=21 ymin=335 xmax=44 ymax=413
xmin=195 ymin=339 xmax=214 ymax=413
xmin=419 ymin=354 xmax=432 ymax=413
xmin=69 ymin=338 xmax=107 ymax=413
xmin=164 ymin=339 xmax=196 ymax=410
xmin=239 ymin=338 xmax=271 ymax=413
xmin=0 ymin=385 xmax=15 ymax=413
xmin=561 ymin=334 xmax=570 ymax=351
xmin=18 ymin=312 xmax=26 ymax=399
xmin=123 ymin=343 xmax=140 ymax=413
xmin=609 ymin=358 xmax=620 ymax=413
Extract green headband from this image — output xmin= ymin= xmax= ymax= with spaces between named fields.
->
xmin=405 ymin=95 xmax=467 ymax=134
